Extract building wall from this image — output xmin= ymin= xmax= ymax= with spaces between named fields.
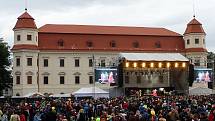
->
xmin=12 ymin=50 xmax=39 ymax=96
xmin=186 ymin=52 xmax=207 ymax=68
xmin=184 ymin=33 xmax=206 ymax=49
xmin=13 ymin=51 xmax=119 ymax=95
xmin=14 ymin=29 xmax=38 ymax=46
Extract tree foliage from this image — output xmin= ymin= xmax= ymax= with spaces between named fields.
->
xmin=207 ymin=52 xmax=215 ymax=68
xmin=0 ymin=42 xmax=12 ymax=96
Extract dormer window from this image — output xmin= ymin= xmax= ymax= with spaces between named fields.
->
xmin=27 ymin=35 xmax=32 ymax=41
xmin=86 ymin=41 xmax=93 ymax=47
xmin=58 ymin=39 xmax=64 ymax=47
xmin=155 ymin=41 xmax=161 ymax=48
xmin=17 ymin=35 xmax=21 ymax=41
xmin=110 ymin=40 xmax=116 ymax=47
xmin=195 ymin=39 xmax=199 ymax=44
xmin=133 ymin=41 xmax=139 ymax=48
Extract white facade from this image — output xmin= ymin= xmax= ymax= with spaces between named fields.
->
xmin=184 ymin=33 xmax=207 ymax=68
xmin=13 ymin=49 xmax=119 ymax=96
xmin=14 ymin=29 xmax=38 ymax=46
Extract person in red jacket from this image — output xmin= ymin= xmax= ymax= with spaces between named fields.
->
xmin=208 ymin=109 xmax=215 ymax=121
xmin=19 ymin=111 xmax=26 ymax=121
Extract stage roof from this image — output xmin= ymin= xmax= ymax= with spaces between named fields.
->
xmin=120 ymin=53 xmax=189 ymax=61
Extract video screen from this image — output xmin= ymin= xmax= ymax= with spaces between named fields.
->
xmin=95 ymin=68 xmax=117 ymax=85
xmin=194 ymin=68 xmax=212 ymax=83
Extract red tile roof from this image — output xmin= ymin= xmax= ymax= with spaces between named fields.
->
xmin=38 ymin=33 xmax=185 ymax=52
xmin=12 ymin=44 xmax=38 ymax=50
xmin=184 ymin=18 xmax=205 ymax=35
xmin=186 ymin=48 xmax=207 ymax=52
xmin=13 ymin=12 xmax=37 ymax=30
xmin=39 ymin=24 xmax=182 ymax=36
xmin=18 ymin=12 xmax=34 ymax=19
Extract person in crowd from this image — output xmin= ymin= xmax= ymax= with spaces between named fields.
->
xmin=1 ymin=111 xmax=9 ymax=121
xmin=0 ymin=95 xmax=214 ymax=121
xmin=33 ymin=111 xmax=41 ymax=121
xmin=10 ymin=111 xmax=20 ymax=121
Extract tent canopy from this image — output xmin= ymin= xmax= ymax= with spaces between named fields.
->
xmin=49 ymin=93 xmax=71 ymax=98
xmin=23 ymin=92 xmax=44 ymax=98
xmin=189 ymin=87 xmax=213 ymax=95
xmin=120 ymin=53 xmax=189 ymax=61
xmin=73 ymin=87 xmax=109 ymax=98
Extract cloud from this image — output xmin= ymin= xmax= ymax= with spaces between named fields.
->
xmin=0 ymin=0 xmax=214 ymax=52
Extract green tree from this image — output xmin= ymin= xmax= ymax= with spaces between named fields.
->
xmin=0 ymin=41 xmax=12 ymax=96
xmin=207 ymin=52 xmax=215 ymax=68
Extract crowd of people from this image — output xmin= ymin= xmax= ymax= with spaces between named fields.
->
xmin=0 ymin=95 xmax=215 ymax=121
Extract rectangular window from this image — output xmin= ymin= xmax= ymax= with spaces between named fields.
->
xmin=101 ymin=59 xmax=105 ymax=67
xmin=60 ymin=59 xmax=64 ymax=67
xmin=75 ymin=76 xmax=80 ymax=84
xmin=44 ymin=76 xmax=48 ymax=84
xmin=27 ymin=76 xmax=32 ymax=84
xmin=27 ymin=35 xmax=32 ymax=41
xmin=187 ymin=39 xmax=190 ymax=45
xmin=89 ymin=59 xmax=93 ymax=67
xmin=16 ymin=76 xmax=20 ymax=84
xmin=75 ymin=59 xmax=79 ymax=67
xmin=195 ymin=39 xmax=199 ymax=44
xmin=203 ymin=39 xmax=205 ymax=44
xmin=16 ymin=58 xmax=20 ymax=66
xmin=44 ymin=59 xmax=48 ymax=67
xmin=17 ymin=35 xmax=21 ymax=41
xmin=27 ymin=58 xmax=32 ymax=66
xmin=60 ymin=76 xmax=64 ymax=84
xmin=89 ymin=76 xmax=93 ymax=84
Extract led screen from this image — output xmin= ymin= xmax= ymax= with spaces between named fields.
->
xmin=95 ymin=68 xmax=117 ymax=85
xmin=194 ymin=68 xmax=212 ymax=83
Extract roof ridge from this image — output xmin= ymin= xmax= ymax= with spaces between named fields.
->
xmin=42 ymin=24 xmax=165 ymax=29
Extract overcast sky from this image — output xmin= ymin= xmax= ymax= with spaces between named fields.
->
xmin=0 ymin=0 xmax=214 ymax=52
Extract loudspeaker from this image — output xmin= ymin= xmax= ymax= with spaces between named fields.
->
xmin=117 ymin=62 xmax=123 ymax=87
xmin=188 ymin=64 xmax=194 ymax=86
xmin=208 ymin=82 xmax=213 ymax=89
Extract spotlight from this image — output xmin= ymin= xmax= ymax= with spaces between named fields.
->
xmin=150 ymin=63 xmax=154 ymax=68
xmin=133 ymin=62 xmax=137 ymax=67
xmin=158 ymin=62 xmax=162 ymax=68
xmin=142 ymin=62 xmax=146 ymax=68
xmin=175 ymin=62 xmax=179 ymax=68
xmin=126 ymin=62 xmax=129 ymax=67
xmin=166 ymin=62 xmax=170 ymax=68
xmin=182 ymin=62 xmax=186 ymax=68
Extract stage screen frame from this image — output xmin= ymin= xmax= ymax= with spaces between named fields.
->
xmin=94 ymin=68 xmax=118 ymax=86
xmin=194 ymin=68 xmax=213 ymax=83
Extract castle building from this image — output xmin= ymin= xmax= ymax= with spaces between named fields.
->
xmin=11 ymin=11 xmax=207 ymax=96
